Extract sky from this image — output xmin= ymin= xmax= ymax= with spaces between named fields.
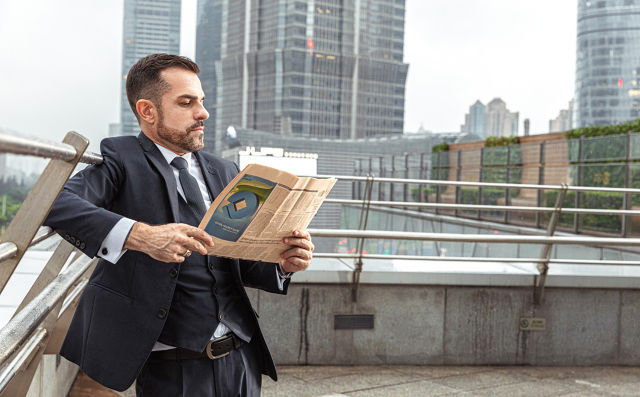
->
xmin=0 ymin=0 xmax=576 ymax=152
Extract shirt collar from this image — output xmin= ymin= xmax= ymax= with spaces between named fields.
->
xmin=154 ymin=143 xmax=193 ymax=169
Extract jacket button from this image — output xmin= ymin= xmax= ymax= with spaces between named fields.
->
xmin=218 ymin=313 xmax=224 ymax=321
xmin=75 ymin=240 xmax=81 ymax=247
xmin=69 ymin=236 xmax=76 ymax=244
xmin=157 ymin=309 xmax=167 ymax=319
xmin=208 ymin=263 xmax=214 ymax=270
xmin=101 ymin=248 xmax=108 ymax=255
xmin=80 ymin=242 xmax=86 ymax=250
xmin=169 ymin=268 xmax=178 ymax=278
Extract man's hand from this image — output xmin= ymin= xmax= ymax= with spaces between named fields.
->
xmin=279 ymin=229 xmax=314 ymax=273
xmin=124 ymin=222 xmax=215 ymax=263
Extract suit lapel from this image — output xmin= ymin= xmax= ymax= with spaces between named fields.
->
xmin=193 ymin=151 xmax=225 ymax=200
xmin=137 ymin=133 xmax=180 ymax=222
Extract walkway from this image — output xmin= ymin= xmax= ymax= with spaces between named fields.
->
xmin=72 ymin=365 xmax=640 ymax=396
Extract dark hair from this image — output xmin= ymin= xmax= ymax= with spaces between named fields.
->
xmin=125 ymin=53 xmax=200 ymax=121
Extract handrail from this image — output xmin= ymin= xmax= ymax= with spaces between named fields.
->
xmin=307 ymin=229 xmax=640 ymax=246
xmin=0 ymin=255 xmax=94 ymax=375
xmin=326 ymin=199 xmax=640 ymax=215
xmin=0 ymin=131 xmax=102 ymax=165
xmin=313 ymin=253 xmax=640 ymax=266
xmin=312 ymin=174 xmax=640 ymax=194
xmin=0 ymin=227 xmax=54 ymax=263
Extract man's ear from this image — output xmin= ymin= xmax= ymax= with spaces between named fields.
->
xmin=136 ymin=99 xmax=157 ymax=124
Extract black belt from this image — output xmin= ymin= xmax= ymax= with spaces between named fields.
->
xmin=149 ymin=334 xmax=245 ymax=361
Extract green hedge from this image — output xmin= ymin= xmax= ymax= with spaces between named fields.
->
xmin=432 ymin=142 xmax=449 ymax=153
xmin=542 ymin=190 xmax=640 ymax=232
xmin=565 ymin=119 xmax=640 ymax=139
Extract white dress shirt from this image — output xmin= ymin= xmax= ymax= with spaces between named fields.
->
xmin=96 ymin=143 xmax=287 ymax=351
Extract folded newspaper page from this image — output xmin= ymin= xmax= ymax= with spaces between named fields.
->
xmin=198 ymin=163 xmax=336 ymax=263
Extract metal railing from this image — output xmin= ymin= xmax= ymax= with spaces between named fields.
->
xmin=2 ymin=130 xmax=640 ymax=394
xmin=0 ymin=130 xmax=99 ymax=396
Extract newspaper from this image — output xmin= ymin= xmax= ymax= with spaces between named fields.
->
xmin=198 ymin=163 xmax=336 ymax=263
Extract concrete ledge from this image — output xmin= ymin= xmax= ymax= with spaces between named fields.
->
xmin=250 ymin=282 xmax=640 ymax=366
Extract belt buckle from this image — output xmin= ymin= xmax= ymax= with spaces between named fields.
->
xmin=206 ymin=335 xmax=232 ymax=360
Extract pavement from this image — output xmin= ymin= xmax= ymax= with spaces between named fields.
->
xmin=80 ymin=365 xmax=640 ymax=396
xmin=260 ymin=365 xmax=640 ymax=396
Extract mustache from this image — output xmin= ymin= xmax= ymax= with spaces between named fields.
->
xmin=187 ymin=120 xmax=205 ymax=131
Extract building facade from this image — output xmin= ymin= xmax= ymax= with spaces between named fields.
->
xmin=549 ymin=99 xmax=574 ymax=132
xmin=196 ymin=0 xmax=408 ymax=152
xmin=460 ymin=100 xmax=486 ymax=138
xmin=575 ymin=0 xmax=640 ymax=128
xmin=120 ymin=0 xmax=182 ymax=136
xmin=484 ymin=98 xmax=518 ymax=138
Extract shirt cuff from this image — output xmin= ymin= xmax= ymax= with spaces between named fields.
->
xmin=275 ymin=263 xmax=292 ymax=290
xmin=97 ymin=217 xmax=136 ymax=264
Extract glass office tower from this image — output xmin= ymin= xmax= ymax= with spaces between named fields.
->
xmin=120 ymin=0 xmax=182 ymax=136
xmin=197 ymin=0 xmax=408 ymax=151
xmin=575 ymin=0 xmax=640 ymax=127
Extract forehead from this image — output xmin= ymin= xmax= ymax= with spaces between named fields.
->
xmin=159 ymin=67 xmax=203 ymax=97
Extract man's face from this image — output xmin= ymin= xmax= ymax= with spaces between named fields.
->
xmin=149 ymin=67 xmax=209 ymax=154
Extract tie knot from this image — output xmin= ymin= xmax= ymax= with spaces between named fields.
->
xmin=171 ymin=157 xmax=189 ymax=171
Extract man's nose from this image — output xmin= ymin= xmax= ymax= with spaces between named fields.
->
xmin=195 ymin=103 xmax=209 ymax=120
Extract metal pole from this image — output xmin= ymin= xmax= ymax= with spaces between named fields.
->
xmin=574 ymin=136 xmax=584 ymax=234
xmin=536 ymin=184 xmax=567 ymax=305
xmin=536 ymin=141 xmax=546 ymax=229
xmin=622 ymin=131 xmax=632 ymax=237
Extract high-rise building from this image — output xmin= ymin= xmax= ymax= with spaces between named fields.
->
xmin=195 ymin=0 xmax=223 ymax=152
xmin=485 ymin=98 xmax=518 ymax=138
xmin=549 ymin=99 xmax=574 ymax=132
xmin=575 ymin=0 xmax=640 ymax=128
xmin=119 ymin=0 xmax=182 ymax=136
xmin=196 ymin=0 xmax=408 ymax=152
xmin=460 ymin=100 xmax=486 ymax=138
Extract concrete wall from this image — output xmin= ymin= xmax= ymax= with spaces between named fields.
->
xmin=249 ymin=284 xmax=640 ymax=366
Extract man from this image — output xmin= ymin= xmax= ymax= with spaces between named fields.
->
xmin=44 ymin=53 xmax=314 ymax=396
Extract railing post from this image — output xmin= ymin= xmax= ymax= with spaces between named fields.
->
xmin=504 ymin=144 xmax=511 ymax=224
xmin=0 ymin=131 xmax=89 ymax=293
xmin=573 ymin=136 xmax=584 ymax=234
xmin=418 ymin=153 xmax=426 ymax=207
xmin=455 ymin=150 xmax=462 ymax=217
xmin=390 ymin=155 xmax=396 ymax=202
xmin=478 ymin=147 xmax=484 ymax=220
xmin=534 ymin=184 xmax=568 ymax=305
xmin=378 ymin=157 xmax=384 ymax=201
xmin=622 ymin=131 xmax=632 ymax=237
xmin=435 ymin=152 xmax=442 ymax=214
xmin=536 ymin=141 xmax=546 ymax=229
xmin=403 ymin=153 xmax=409 ymax=203
xmin=351 ymin=177 xmax=373 ymax=302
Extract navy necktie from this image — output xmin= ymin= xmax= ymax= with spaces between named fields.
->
xmin=171 ymin=157 xmax=207 ymax=219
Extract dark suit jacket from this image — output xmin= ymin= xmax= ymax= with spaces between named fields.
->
xmin=44 ymin=133 xmax=289 ymax=391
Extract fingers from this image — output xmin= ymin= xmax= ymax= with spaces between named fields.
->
xmin=182 ymin=225 xmax=215 ymax=248
xmin=280 ymin=255 xmax=311 ymax=273
xmin=282 ymin=236 xmax=315 ymax=252
xmin=292 ymin=229 xmax=311 ymax=240
xmin=176 ymin=235 xmax=208 ymax=255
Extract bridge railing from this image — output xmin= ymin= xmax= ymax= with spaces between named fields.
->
xmin=1 ymin=130 xmax=640 ymax=395
xmin=0 ymin=129 xmax=101 ymax=396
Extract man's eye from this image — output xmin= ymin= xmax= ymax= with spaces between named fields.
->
xmin=180 ymin=101 xmax=191 ymax=106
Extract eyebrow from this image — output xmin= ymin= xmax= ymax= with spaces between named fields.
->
xmin=177 ymin=94 xmax=205 ymax=101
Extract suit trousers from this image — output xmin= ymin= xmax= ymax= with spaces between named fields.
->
xmin=135 ymin=343 xmax=261 ymax=397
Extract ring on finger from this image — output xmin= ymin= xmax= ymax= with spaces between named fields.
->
xmin=183 ymin=249 xmax=191 ymax=257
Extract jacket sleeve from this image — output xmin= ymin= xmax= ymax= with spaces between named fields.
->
xmin=43 ymin=139 xmax=126 ymax=258
xmin=238 ymin=260 xmax=290 ymax=295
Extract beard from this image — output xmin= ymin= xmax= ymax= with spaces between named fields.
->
xmin=157 ymin=111 xmax=205 ymax=153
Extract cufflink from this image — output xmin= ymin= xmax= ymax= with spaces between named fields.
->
xmin=277 ymin=263 xmax=293 ymax=279
xmin=101 ymin=248 xmax=108 ymax=255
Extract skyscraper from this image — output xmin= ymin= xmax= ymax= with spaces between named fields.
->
xmin=195 ymin=0 xmax=222 ymax=152
xmin=120 ymin=0 xmax=182 ymax=136
xmin=549 ymin=99 xmax=574 ymax=133
xmin=575 ymin=0 xmax=640 ymax=128
xmin=460 ymin=100 xmax=486 ymax=138
xmin=196 ymin=0 xmax=408 ymax=152
xmin=484 ymin=98 xmax=518 ymax=138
